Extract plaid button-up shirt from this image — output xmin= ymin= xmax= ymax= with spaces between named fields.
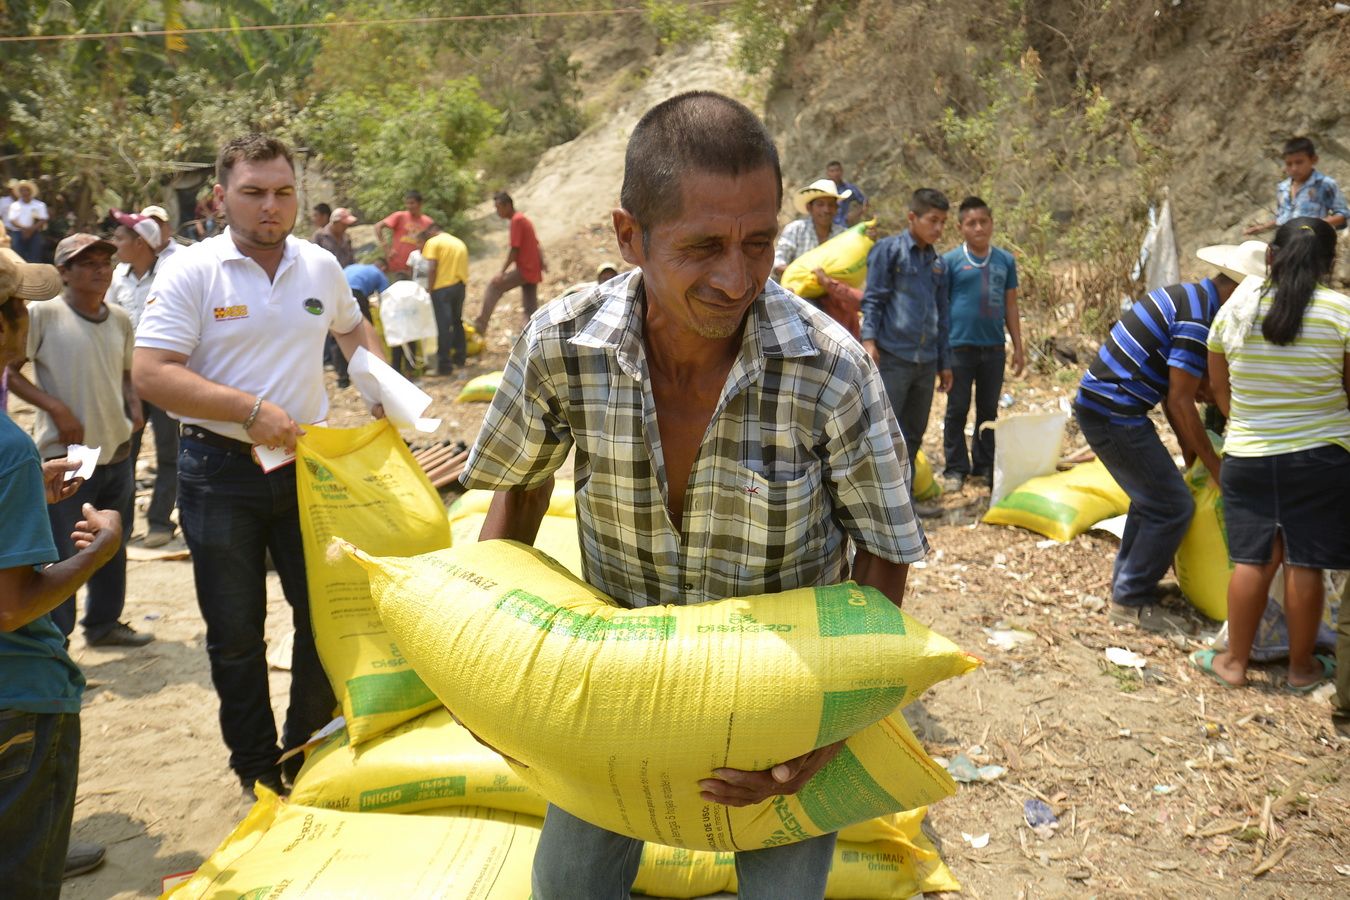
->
xmin=774 ymin=218 xmax=846 ymax=272
xmin=462 ymin=272 xmax=928 ymax=609
xmin=1275 ymin=170 xmax=1350 ymax=225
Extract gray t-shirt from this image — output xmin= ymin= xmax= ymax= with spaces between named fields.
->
xmin=26 ymin=297 xmax=134 ymax=463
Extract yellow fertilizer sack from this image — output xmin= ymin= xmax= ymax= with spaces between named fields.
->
xmin=781 ymin=220 xmax=876 ymax=300
xmin=913 ymin=450 xmax=942 ymax=502
xmin=462 ymin=322 xmax=485 ymax=357
xmin=633 ymin=809 xmax=960 ymax=899
xmin=450 ymin=511 xmax=583 ymax=578
xmin=458 ymin=371 xmax=503 ymax=403
xmin=1174 ymin=459 xmax=1231 ymax=621
xmin=163 ymin=789 xmax=537 ymax=900
xmin=983 ymin=458 xmax=1129 ymax=542
xmin=344 ymin=539 xmax=977 ymax=851
xmin=448 ymin=480 xmax=578 ymax=520
xmin=297 ymin=422 xmax=451 ymax=745
xmin=289 ymin=707 xmax=545 ymax=817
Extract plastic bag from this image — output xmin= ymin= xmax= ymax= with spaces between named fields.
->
xmin=983 ymin=410 xmax=1068 ymax=507
xmin=377 ymin=280 xmax=438 ymax=347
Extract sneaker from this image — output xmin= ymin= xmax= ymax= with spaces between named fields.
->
xmin=86 ymin=622 xmax=154 ymax=647
xmin=941 ymin=474 xmax=964 ymax=493
xmin=913 ymin=500 xmax=944 ymax=519
xmin=63 ymin=840 xmax=105 ymax=879
xmin=1108 ymin=602 xmax=1195 ymax=635
xmin=142 ymin=527 xmax=175 ymax=549
xmin=241 ymin=771 xmax=287 ymax=802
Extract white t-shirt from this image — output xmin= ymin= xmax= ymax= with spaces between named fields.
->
xmin=0 ymin=196 xmax=13 ymax=226
xmin=107 ymin=260 xmax=157 ymax=329
xmin=7 ymin=199 xmax=49 ymax=229
xmin=136 ymin=230 xmax=363 ymax=442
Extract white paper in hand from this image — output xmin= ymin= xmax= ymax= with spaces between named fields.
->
xmin=347 ymin=346 xmax=441 ymax=433
xmin=65 ymin=444 xmax=101 ymax=481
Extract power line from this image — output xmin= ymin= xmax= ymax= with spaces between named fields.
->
xmin=0 ymin=1 xmax=735 ymax=44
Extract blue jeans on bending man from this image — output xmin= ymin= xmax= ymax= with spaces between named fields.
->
xmin=1075 ymin=407 xmax=1194 ymax=628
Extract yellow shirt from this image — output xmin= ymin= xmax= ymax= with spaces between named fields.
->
xmin=422 ymin=232 xmax=469 ymax=290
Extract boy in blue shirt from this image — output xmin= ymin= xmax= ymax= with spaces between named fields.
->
xmin=0 ymin=252 xmax=125 ymax=894
xmin=861 ymin=188 xmax=951 ymax=515
xmin=1244 ymin=136 xmax=1348 ymax=236
xmin=940 ymin=197 xmax=1024 ymax=491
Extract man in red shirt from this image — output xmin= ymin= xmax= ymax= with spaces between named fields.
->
xmin=473 ymin=191 xmax=544 ymax=336
xmin=375 ymin=191 xmax=435 ymax=275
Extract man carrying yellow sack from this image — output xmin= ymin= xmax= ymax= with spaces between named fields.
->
xmin=462 ymin=91 xmax=929 ymax=899
xmin=773 ymin=178 xmax=849 ymax=279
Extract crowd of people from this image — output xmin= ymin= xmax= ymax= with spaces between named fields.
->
xmin=0 ymin=97 xmax=1347 ymax=898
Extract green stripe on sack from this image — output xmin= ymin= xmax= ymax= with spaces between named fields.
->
xmin=347 ymin=669 xmax=437 ymax=717
xmin=993 ymin=491 xmax=1079 ymax=527
xmin=816 ymin=686 xmax=908 ymax=746
xmin=359 ymin=776 xmax=466 ymax=811
xmin=494 ymin=589 xmax=677 ymax=641
xmin=796 ymin=745 xmax=900 ymax=833
xmin=815 ymin=584 xmax=906 ymax=637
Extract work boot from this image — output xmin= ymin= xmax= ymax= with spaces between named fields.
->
xmin=941 ymin=473 xmax=964 ymax=494
xmin=63 ymin=840 xmax=105 ymax=879
xmin=142 ymin=527 xmax=175 ymax=549
xmin=86 ymin=622 xmax=154 ymax=647
xmin=1109 ymin=602 xmax=1195 ymax=635
xmin=914 ymin=500 xmax=944 ymax=519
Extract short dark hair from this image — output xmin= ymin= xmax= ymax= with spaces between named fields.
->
xmin=314 ymin=203 xmax=332 ymax=217
xmin=492 ymin=191 xmax=513 ymax=207
xmin=620 ymin=91 xmax=782 ymax=235
xmin=417 ymin=224 xmax=440 ymax=240
xmin=405 ymin=191 xmax=423 ymax=203
xmin=910 ymin=188 xmax=949 ymax=216
xmin=216 ymin=133 xmax=294 ymax=187
xmin=958 ymin=195 xmax=991 ymax=220
xmin=1282 ymin=137 xmax=1316 ymax=158
xmin=826 ymin=160 xmax=842 ymax=169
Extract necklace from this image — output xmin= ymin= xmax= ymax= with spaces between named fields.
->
xmin=962 ymin=243 xmax=990 ymax=268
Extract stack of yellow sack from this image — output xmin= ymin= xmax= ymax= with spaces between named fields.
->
xmin=448 ymin=483 xmax=583 ymax=577
xmin=1173 ymin=437 xmax=1231 ymax=621
xmin=179 ymin=424 xmax=973 ymax=899
xmin=982 ymin=459 xmax=1129 ymax=542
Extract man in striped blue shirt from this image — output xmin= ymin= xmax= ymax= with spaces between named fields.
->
xmin=1073 ymin=269 xmax=1240 ymax=633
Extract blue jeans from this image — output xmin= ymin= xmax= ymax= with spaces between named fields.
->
xmin=48 ymin=456 xmax=135 ymax=639
xmin=0 ymin=710 xmax=80 ymax=899
xmin=1075 ymin=407 xmax=1193 ymax=607
xmin=943 ymin=345 xmax=1004 ymax=478
xmin=430 ymin=282 xmax=467 ymax=370
xmin=876 ymin=351 xmax=936 ymax=471
xmin=129 ymin=402 xmax=178 ymax=532
xmin=531 ymin=804 xmax=837 ymax=899
xmin=177 ymin=438 xmax=336 ymax=785
xmin=11 ymin=229 xmax=44 ymax=263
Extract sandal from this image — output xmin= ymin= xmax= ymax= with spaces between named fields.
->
xmin=1189 ymin=649 xmax=1241 ymax=688
xmin=1285 ymin=654 xmax=1335 ymax=694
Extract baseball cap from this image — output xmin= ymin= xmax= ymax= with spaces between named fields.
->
xmin=140 ymin=204 xmax=170 ymax=222
xmin=0 ymin=247 xmax=62 ymax=301
xmin=112 ymin=209 xmax=163 ymax=247
xmin=331 ymin=207 xmax=358 ymax=226
xmin=596 ymin=261 xmax=619 ymax=278
xmin=54 ymin=233 xmax=116 ymax=267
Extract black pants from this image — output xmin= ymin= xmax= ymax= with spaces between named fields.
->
xmin=943 ymin=345 xmax=1004 ymax=478
xmin=431 ymin=282 xmax=467 ymax=371
xmin=330 ymin=290 xmax=374 ymax=382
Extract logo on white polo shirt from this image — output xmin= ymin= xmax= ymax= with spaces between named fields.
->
xmin=213 ymin=304 xmax=249 ymax=321
xmin=303 ymin=297 xmax=324 ymax=316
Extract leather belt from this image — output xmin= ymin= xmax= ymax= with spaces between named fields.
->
xmin=179 ymin=424 xmax=252 ymax=455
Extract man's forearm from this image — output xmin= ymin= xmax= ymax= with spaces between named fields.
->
xmin=1165 ymin=396 xmax=1218 ymax=473
xmin=0 ymin=536 xmax=119 ymax=632
xmin=502 ymin=247 xmax=519 ymax=272
xmin=852 ymin=547 xmax=909 ymax=609
xmin=335 ymin=318 xmax=386 ymax=363
xmin=133 ymin=348 xmax=255 ymax=423
xmin=4 ymin=366 xmax=58 ymax=413
xmin=478 ymin=476 xmax=555 ymax=545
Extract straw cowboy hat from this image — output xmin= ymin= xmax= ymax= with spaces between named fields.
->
xmin=1195 ymin=240 xmax=1268 ymax=281
xmin=16 ymin=179 xmax=39 ymax=198
xmin=0 ymin=246 xmax=62 ymax=301
xmin=793 ymin=178 xmax=852 ymax=216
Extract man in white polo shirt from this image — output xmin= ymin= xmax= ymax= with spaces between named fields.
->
xmin=133 ymin=133 xmax=385 ymax=798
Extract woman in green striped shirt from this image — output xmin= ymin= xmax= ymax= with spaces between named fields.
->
xmin=1195 ymin=217 xmax=1350 ymax=690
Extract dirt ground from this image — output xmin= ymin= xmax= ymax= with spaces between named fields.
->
xmin=20 ymin=282 xmax=1341 ymax=898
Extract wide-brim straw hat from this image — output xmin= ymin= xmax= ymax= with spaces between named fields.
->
xmin=793 ymin=178 xmax=852 ymax=216
xmin=0 ymin=247 xmax=63 ymax=301
xmin=16 ymin=179 xmax=38 ymax=198
xmin=1196 ymin=240 xmax=1268 ymax=281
